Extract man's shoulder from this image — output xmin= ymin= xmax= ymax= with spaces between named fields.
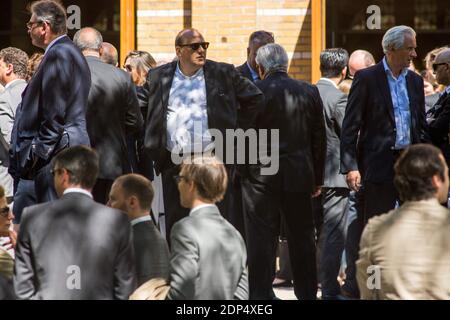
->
xmin=205 ymin=59 xmax=236 ymax=73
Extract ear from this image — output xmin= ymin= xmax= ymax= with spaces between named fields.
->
xmin=175 ymin=47 xmax=182 ymax=58
xmin=99 ymin=46 xmax=104 ymax=57
xmin=257 ymin=64 xmax=265 ymax=79
xmin=342 ymin=66 xmax=348 ymax=78
xmin=247 ymin=47 xmax=250 ymax=58
xmin=431 ymin=174 xmax=442 ymax=190
xmin=5 ymin=63 xmax=13 ymax=77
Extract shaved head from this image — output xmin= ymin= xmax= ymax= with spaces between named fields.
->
xmin=73 ymin=27 xmax=103 ymax=53
xmin=175 ymin=28 xmax=204 ymax=46
xmin=348 ymin=49 xmax=375 ymax=76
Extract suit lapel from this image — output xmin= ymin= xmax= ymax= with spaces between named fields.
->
xmin=161 ymin=61 xmax=177 ymax=111
xmin=203 ymin=60 xmax=217 ymax=128
xmin=406 ymin=72 xmax=417 ymax=132
xmin=376 ymin=62 xmax=395 ymax=125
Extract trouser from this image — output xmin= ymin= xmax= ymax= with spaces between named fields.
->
xmin=242 ymin=177 xmax=317 ymax=300
xmin=318 ymin=187 xmax=350 ymax=297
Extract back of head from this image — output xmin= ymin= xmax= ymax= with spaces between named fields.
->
xmin=181 ymin=156 xmax=228 ymax=203
xmin=53 ymin=145 xmax=99 ymax=189
xmin=394 ymin=144 xmax=447 ymax=202
xmin=115 ymin=174 xmax=154 ymax=211
xmin=248 ymin=30 xmax=274 ymax=47
xmin=73 ymin=27 xmax=103 ymax=54
xmin=320 ymin=48 xmax=349 ymax=78
xmin=101 ymin=42 xmax=119 ymax=66
xmin=348 ymin=49 xmax=375 ymax=76
xmin=26 ymin=52 xmax=44 ymax=81
xmin=255 ymin=43 xmax=288 ymax=75
xmin=30 ymin=0 xmax=67 ymax=35
xmin=0 ymin=47 xmax=29 ymax=80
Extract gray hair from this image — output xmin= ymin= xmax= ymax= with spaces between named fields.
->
xmin=382 ymin=25 xmax=416 ymax=54
xmin=73 ymin=27 xmax=103 ymax=53
xmin=30 ymin=0 xmax=67 ymax=35
xmin=255 ymin=43 xmax=288 ymax=74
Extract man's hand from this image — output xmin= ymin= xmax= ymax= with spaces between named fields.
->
xmin=346 ymin=170 xmax=361 ymax=192
xmin=311 ymin=186 xmax=322 ymax=198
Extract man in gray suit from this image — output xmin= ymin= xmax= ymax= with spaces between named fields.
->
xmin=316 ymin=48 xmax=350 ymax=299
xmin=168 ymin=156 xmax=248 ymax=300
xmin=0 ymin=48 xmax=28 ymax=202
xmin=108 ymin=173 xmax=170 ymax=286
xmin=14 ymin=146 xmax=136 ymax=299
xmin=73 ymin=27 xmax=143 ymax=204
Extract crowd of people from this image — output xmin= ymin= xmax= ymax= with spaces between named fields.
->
xmin=0 ymin=0 xmax=450 ymax=300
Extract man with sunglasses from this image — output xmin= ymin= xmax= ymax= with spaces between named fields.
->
xmin=10 ymin=0 xmax=91 ymax=204
xmin=144 ymin=28 xmax=263 ymax=241
xmin=428 ymin=49 xmax=450 ymax=171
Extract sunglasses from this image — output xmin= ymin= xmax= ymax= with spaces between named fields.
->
xmin=433 ymin=62 xmax=449 ymax=73
xmin=178 ymin=42 xmax=209 ymax=51
xmin=0 ymin=206 xmax=10 ymax=218
xmin=173 ymin=175 xmax=188 ymax=184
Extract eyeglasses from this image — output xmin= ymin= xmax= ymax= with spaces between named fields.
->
xmin=178 ymin=42 xmax=210 ymax=51
xmin=432 ymin=62 xmax=449 ymax=73
xmin=50 ymin=167 xmax=72 ymax=176
xmin=173 ymin=175 xmax=188 ymax=184
xmin=0 ymin=206 xmax=10 ymax=218
xmin=26 ymin=20 xmax=43 ymax=30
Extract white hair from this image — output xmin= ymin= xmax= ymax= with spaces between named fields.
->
xmin=255 ymin=43 xmax=288 ymax=74
xmin=382 ymin=25 xmax=416 ymax=54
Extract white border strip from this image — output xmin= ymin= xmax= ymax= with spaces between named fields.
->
xmin=257 ymin=8 xmax=310 ymax=16
xmin=137 ymin=10 xmax=191 ymax=17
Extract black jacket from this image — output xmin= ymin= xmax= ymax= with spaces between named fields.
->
xmin=85 ymin=56 xmax=143 ymax=180
xmin=340 ymin=61 xmax=429 ymax=183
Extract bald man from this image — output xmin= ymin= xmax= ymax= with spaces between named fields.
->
xmin=73 ymin=27 xmax=143 ymax=204
xmin=101 ymin=42 xmax=119 ymax=67
xmin=348 ymin=50 xmax=375 ymax=78
xmin=144 ymin=28 xmax=263 ymax=240
xmin=428 ymin=49 xmax=450 ymax=169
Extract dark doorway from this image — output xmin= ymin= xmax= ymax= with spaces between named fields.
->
xmin=326 ymin=0 xmax=450 ymax=70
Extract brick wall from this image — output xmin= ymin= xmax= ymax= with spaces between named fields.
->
xmin=136 ymin=0 xmax=312 ymax=81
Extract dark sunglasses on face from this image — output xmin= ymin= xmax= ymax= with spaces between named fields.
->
xmin=179 ymin=42 xmax=210 ymax=51
xmin=173 ymin=175 xmax=188 ymax=184
xmin=433 ymin=62 xmax=449 ymax=73
xmin=0 ymin=206 xmax=10 ymax=218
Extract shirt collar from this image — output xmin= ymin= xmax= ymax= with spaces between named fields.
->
xmin=383 ymin=56 xmax=408 ymax=79
xmin=445 ymin=85 xmax=450 ymax=95
xmin=63 ymin=188 xmax=93 ymax=198
xmin=130 ymin=214 xmax=153 ymax=226
xmin=175 ymin=63 xmax=204 ymax=80
xmin=4 ymin=79 xmax=25 ymax=90
xmin=189 ymin=204 xmax=217 ymax=216
xmin=246 ymin=61 xmax=259 ymax=81
xmin=319 ymin=77 xmax=339 ymax=89
xmin=44 ymin=34 xmax=67 ymax=55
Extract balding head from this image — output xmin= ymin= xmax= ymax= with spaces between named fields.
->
xmin=433 ymin=49 xmax=450 ymax=86
xmin=101 ymin=42 xmax=118 ymax=67
xmin=348 ymin=50 xmax=375 ymax=77
xmin=434 ymin=49 xmax=450 ymax=65
xmin=175 ymin=28 xmax=204 ymax=47
xmin=73 ymin=27 xmax=103 ymax=56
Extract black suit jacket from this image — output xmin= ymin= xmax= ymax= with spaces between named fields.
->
xmin=340 ymin=61 xmax=429 ymax=183
xmin=236 ymin=62 xmax=255 ymax=82
xmin=85 ymin=56 xmax=143 ymax=180
xmin=428 ymin=92 xmax=450 ymax=166
xmin=252 ymin=71 xmax=326 ymax=192
xmin=132 ymin=220 xmax=170 ymax=286
xmin=14 ymin=192 xmax=136 ymax=300
xmin=144 ymin=60 xmax=264 ymax=173
xmin=316 ymin=79 xmax=348 ymax=188
xmin=10 ymin=36 xmax=91 ymax=179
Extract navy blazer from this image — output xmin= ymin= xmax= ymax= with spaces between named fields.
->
xmin=10 ymin=36 xmax=91 ymax=179
xmin=340 ymin=61 xmax=429 ymax=183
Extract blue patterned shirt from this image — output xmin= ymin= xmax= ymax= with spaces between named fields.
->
xmin=383 ymin=57 xmax=411 ymax=149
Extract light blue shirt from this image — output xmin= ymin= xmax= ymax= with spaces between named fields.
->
xmin=383 ymin=57 xmax=411 ymax=149
xmin=166 ymin=64 xmax=212 ymax=154
xmin=247 ymin=62 xmax=259 ymax=81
